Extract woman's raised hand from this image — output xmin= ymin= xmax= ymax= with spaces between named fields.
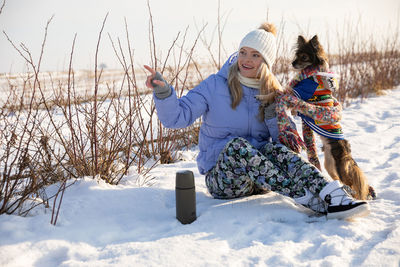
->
xmin=143 ymin=65 xmax=171 ymax=99
xmin=144 ymin=65 xmax=166 ymax=89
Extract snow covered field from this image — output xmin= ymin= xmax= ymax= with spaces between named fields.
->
xmin=0 ymin=65 xmax=210 ymax=106
xmin=1 ymin=87 xmax=400 ymax=267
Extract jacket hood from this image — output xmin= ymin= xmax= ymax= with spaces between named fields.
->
xmin=216 ymin=52 xmax=238 ymax=79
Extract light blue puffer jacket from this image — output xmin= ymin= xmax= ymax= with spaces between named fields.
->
xmin=153 ymin=53 xmax=281 ymax=174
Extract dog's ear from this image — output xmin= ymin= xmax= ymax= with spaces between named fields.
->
xmin=310 ymin=35 xmax=320 ymax=49
xmin=297 ymin=35 xmax=306 ymax=46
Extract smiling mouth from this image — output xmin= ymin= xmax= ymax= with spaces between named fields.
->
xmin=241 ymin=64 xmax=254 ymax=70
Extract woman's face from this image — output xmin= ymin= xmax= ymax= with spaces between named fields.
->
xmin=237 ymin=47 xmax=264 ymax=78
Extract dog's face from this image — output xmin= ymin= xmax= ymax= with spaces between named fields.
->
xmin=292 ymin=35 xmax=328 ymax=70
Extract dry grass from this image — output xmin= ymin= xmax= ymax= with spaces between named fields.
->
xmin=0 ymin=2 xmax=206 ymax=223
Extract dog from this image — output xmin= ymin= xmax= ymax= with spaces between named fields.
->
xmin=263 ymin=35 xmax=375 ymax=200
xmin=292 ymin=35 xmax=375 ymax=200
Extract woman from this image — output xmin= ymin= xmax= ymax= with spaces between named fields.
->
xmin=144 ymin=23 xmax=369 ymax=220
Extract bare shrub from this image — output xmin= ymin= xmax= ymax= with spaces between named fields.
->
xmin=328 ymin=20 xmax=400 ymax=104
xmin=106 ymin=1 xmax=205 ymax=166
xmin=0 ymin=17 xmax=72 ymax=218
xmin=31 ymin=15 xmax=157 ymax=185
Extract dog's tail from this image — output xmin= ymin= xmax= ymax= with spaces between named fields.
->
xmin=329 ymin=139 xmax=370 ymax=200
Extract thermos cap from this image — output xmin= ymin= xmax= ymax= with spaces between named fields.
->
xmin=176 ymin=170 xmax=195 ymax=189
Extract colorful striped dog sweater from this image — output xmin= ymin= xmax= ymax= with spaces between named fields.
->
xmin=290 ymin=67 xmax=344 ymax=140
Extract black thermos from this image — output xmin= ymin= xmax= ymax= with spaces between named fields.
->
xmin=175 ymin=170 xmax=196 ymax=224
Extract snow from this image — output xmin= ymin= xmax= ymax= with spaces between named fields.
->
xmin=1 ymin=88 xmax=400 ymax=267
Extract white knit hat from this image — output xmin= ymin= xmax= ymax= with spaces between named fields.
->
xmin=239 ymin=28 xmax=277 ymax=69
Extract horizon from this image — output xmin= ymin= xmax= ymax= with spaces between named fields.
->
xmin=0 ymin=0 xmax=399 ymax=74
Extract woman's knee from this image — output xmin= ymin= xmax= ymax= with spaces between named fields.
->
xmin=205 ymin=172 xmax=254 ymax=199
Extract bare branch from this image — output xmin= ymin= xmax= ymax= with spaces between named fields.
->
xmin=0 ymin=0 xmax=6 ymax=15
xmin=92 ymin=12 xmax=109 ymax=176
xmin=147 ymin=0 xmax=157 ymax=70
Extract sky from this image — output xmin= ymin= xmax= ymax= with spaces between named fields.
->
xmin=0 ymin=0 xmax=399 ymax=73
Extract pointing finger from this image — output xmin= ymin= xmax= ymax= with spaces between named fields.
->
xmin=144 ymin=65 xmax=156 ymax=75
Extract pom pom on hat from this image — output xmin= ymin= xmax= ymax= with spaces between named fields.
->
xmin=239 ymin=23 xmax=277 ymax=69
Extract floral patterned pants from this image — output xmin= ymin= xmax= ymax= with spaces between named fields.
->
xmin=205 ymin=137 xmax=330 ymax=199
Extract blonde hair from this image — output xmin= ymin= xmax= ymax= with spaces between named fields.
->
xmin=227 ymin=60 xmax=279 ymax=113
xmin=227 ymin=62 xmax=243 ymax=109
